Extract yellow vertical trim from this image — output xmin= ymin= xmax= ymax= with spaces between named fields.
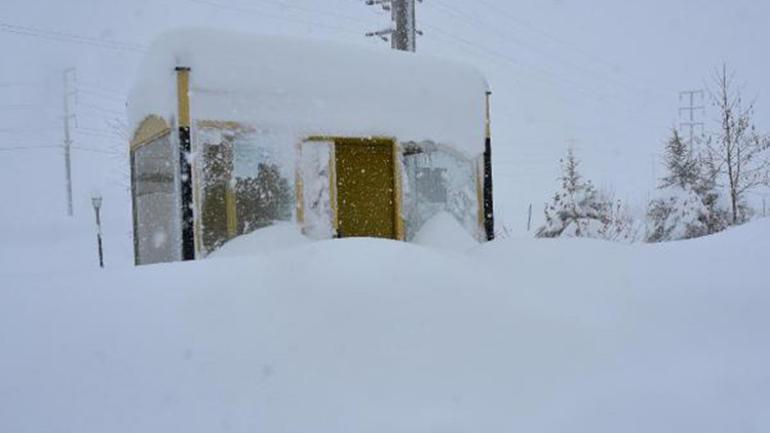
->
xmin=485 ymin=90 xmax=492 ymax=140
xmin=176 ymin=68 xmax=191 ymax=128
xmin=476 ymin=159 xmax=485 ymax=240
xmin=393 ymin=141 xmax=405 ymax=241
xmin=192 ymin=165 xmax=203 ymax=257
xmin=295 ymin=141 xmax=305 ymax=228
xmin=176 ymin=67 xmax=202 ymax=257
xmin=226 ymin=186 xmax=237 ymax=237
xmin=329 ymin=144 xmax=338 ymax=236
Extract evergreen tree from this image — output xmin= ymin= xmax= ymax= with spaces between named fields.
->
xmin=646 ymin=129 xmax=728 ymax=242
xmin=660 ymin=129 xmax=699 ymax=189
xmin=537 ymin=149 xmax=637 ymax=241
xmin=694 ymin=149 xmax=731 ymax=234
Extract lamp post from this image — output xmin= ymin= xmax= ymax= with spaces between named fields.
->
xmin=91 ymin=194 xmax=104 ymax=268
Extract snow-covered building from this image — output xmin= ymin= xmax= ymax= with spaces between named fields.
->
xmin=128 ymin=29 xmax=494 ymax=265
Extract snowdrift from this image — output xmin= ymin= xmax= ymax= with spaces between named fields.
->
xmin=1 ymin=220 xmax=770 ymax=432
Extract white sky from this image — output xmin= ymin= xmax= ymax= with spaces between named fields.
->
xmin=1 ymin=0 xmax=769 ymax=231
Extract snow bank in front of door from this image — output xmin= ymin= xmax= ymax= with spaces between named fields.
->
xmin=207 ymin=222 xmax=310 ymax=259
xmin=413 ymin=211 xmax=479 ymax=251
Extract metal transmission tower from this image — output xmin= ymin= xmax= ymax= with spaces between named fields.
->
xmin=364 ymin=0 xmax=422 ymax=52
xmin=678 ymin=90 xmax=705 ymax=148
xmin=62 ymin=68 xmax=77 ymax=216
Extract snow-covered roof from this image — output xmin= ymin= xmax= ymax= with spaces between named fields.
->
xmin=128 ymin=28 xmax=489 ymax=157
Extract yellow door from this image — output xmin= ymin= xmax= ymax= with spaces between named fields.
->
xmin=335 ymin=138 xmax=396 ymax=239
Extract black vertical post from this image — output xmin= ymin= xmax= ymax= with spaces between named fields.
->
xmin=91 ymin=196 xmax=104 ymax=268
xmin=179 ymin=125 xmax=194 ymax=261
xmin=484 ymin=90 xmax=495 ymax=241
xmin=130 ymin=152 xmax=140 ymax=265
xmin=176 ymin=66 xmax=195 ymax=261
xmin=95 ymin=206 xmax=104 ymax=268
xmin=527 ymin=203 xmax=533 ymax=232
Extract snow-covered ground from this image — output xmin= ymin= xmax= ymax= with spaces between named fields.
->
xmin=1 ymin=218 xmax=769 ymax=432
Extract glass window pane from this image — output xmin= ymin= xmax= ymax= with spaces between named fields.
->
xmin=132 ymin=134 xmax=181 ymax=264
xmin=402 ymin=142 xmax=480 ymax=240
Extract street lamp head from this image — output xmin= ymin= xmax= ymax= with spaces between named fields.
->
xmin=91 ymin=195 xmax=103 ymax=210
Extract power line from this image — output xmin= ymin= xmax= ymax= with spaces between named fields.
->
xmin=0 ymin=145 xmax=59 ymax=152
xmin=78 ymin=82 xmax=126 ymax=97
xmin=0 ymin=104 xmax=39 ymax=110
xmin=423 ymin=23 xmax=602 ymax=101
xmin=78 ymin=88 xmax=126 ymax=102
xmin=0 ymin=20 xmax=146 ymax=53
xmin=426 ymin=1 xmax=663 ymax=101
xmin=453 ymin=0 xmax=665 ymax=96
xmin=425 ymin=25 xmax=582 ymax=97
xmin=77 ymin=102 xmax=124 ymax=116
xmin=76 ymin=126 xmax=122 ymax=136
xmin=248 ymin=0 xmax=367 ymax=25
xmin=73 ymin=128 xmax=125 ymax=143
xmin=72 ymin=146 xmax=121 ymax=155
xmin=0 ymin=144 xmax=118 ymax=155
xmin=78 ymin=112 xmax=124 ymax=124
xmin=76 ymin=132 xmax=124 ymax=142
xmin=0 ymin=82 xmax=43 ymax=89
xmin=187 ymin=0 xmax=363 ymax=35
xmin=422 ymin=21 xmax=666 ymax=130
xmin=0 ymin=127 xmax=58 ymax=133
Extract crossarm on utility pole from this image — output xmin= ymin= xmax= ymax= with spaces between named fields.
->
xmin=363 ymin=0 xmax=421 ymax=52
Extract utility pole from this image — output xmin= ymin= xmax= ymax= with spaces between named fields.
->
xmin=391 ymin=0 xmax=416 ymax=51
xmin=483 ymin=90 xmax=494 ymax=241
xmin=364 ymin=0 xmax=421 ymax=52
xmin=678 ymin=90 xmax=705 ymax=149
xmin=63 ymin=68 xmax=76 ymax=216
xmin=91 ymin=194 xmax=104 ymax=268
xmin=527 ymin=203 xmax=532 ymax=232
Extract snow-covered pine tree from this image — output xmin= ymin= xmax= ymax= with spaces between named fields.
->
xmin=646 ymin=190 xmax=710 ymax=242
xmin=660 ymin=129 xmax=699 ymax=189
xmin=694 ymin=148 xmax=731 ymax=234
xmin=537 ymin=149 xmax=637 ymax=241
xmin=646 ymin=129 xmax=728 ymax=242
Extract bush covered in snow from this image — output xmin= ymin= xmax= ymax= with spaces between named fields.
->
xmin=646 ymin=129 xmax=729 ymax=242
xmin=536 ymin=149 xmax=639 ymax=242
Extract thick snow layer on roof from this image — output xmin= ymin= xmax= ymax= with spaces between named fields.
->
xmin=128 ymin=28 xmax=489 ymax=156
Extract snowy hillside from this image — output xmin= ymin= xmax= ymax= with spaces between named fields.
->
xmin=1 ymin=220 xmax=769 ymax=432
